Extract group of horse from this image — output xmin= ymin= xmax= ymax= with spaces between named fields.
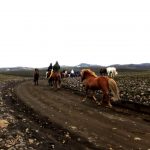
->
xmin=45 ymin=69 xmax=80 ymax=88
xmin=99 ymin=67 xmax=118 ymax=77
xmin=61 ymin=69 xmax=80 ymax=78
xmin=34 ymin=67 xmax=120 ymax=108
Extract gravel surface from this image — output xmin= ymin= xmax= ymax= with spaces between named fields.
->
xmin=0 ymin=71 xmax=150 ymax=150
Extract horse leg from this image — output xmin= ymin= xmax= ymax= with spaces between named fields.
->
xmin=107 ymin=71 xmax=109 ymax=76
xmin=110 ymin=72 xmax=112 ymax=77
xmin=55 ymin=79 xmax=58 ymax=89
xmin=82 ymin=88 xmax=88 ymax=102
xmin=57 ymin=76 xmax=61 ymax=89
xmin=56 ymin=80 xmax=60 ymax=89
xmin=48 ymin=79 xmax=50 ymax=86
xmin=113 ymin=71 xmax=115 ymax=77
xmin=91 ymin=91 xmax=99 ymax=104
xmin=58 ymin=79 xmax=61 ymax=88
xmin=56 ymin=81 xmax=58 ymax=89
xmin=102 ymin=91 xmax=112 ymax=108
xmin=91 ymin=91 xmax=101 ymax=105
xmin=51 ymin=80 xmax=53 ymax=87
xmin=50 ymin=78 xmax=53 ymax=88
xmin=92 ymin=92 xmax=97 ymax=102
xmin=59 ymin=78 xmax=61 ymax=86
xmin=54 ymin=79 xmax=57 ymax=89
xmin=49 ymin=78 xmax=53 ymax=87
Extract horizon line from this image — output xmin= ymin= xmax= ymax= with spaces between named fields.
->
xmin=0 ymin=62 xmax=149 ymax=69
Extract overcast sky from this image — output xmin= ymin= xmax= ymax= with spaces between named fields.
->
xmin=0 ymin=0 xmax=150 ymax=68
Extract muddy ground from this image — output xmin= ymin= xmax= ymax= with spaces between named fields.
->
xmin=1 ymin=79 xmax=150 ymax=150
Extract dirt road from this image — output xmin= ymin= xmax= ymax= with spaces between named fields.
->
xmin=15 ymin=80 xmax=150 ymax=150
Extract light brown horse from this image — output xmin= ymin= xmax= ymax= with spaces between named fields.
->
xmin=80 ymin=69 xmax=120 ymax=107
xmin=47 ymin=70 xmax=61 ymax=89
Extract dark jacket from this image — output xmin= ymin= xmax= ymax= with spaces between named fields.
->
xmin=53 ymin=62 xmax=60 ymax=72
xmin=48 ymin=63 xmax=53 ymax=71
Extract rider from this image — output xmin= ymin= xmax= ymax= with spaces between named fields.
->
xmin=53 ymin=61 xmax=60 ymax=72
xmin=52 ymin=61 xmax=61 ymax=88
xmin=47 ymin=63 xmax=53 ymax=71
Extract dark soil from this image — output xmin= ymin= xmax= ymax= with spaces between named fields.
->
xmin=1 ymin=80 xmax=150 ymax=150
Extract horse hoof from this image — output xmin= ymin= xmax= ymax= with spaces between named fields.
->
xmin=100 ymin=102 xmax=112 ymax=108
xmin=106 ymin=104 xmax=112 ymax=108
xmin=82 ymin=99 xmax=86 ymax=102
xmin=96 ymin=102 xmax=101 ymax=106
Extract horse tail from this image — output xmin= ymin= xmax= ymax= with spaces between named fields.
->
xmin=108 ymin=78 xmax=120 ymax=101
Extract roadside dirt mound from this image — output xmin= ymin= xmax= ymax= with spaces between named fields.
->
xmin=13 ymin=80 xmax=150 ymax=150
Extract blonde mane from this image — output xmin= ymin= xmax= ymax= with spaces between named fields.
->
xmin=81 ymin=69 xmax=98 ymax=77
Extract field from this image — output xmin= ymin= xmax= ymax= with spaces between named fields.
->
xmin=0 ymin=69 xmax=150 ymax=150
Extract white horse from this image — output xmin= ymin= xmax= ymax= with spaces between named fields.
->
xmin=46 ymin=71 xmax=48 ymax=78
xmin=106 ymin=67 xmax=118 ymax=77
xmin=71 ymin=69 xmax=74 ymax=74
xmin=70 ymin=69 xmax=75 ymax=77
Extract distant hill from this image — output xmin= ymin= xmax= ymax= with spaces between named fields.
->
xmin=109 ymin=63 xmax=150 ymax=70
xmin=0 ymin=67 xmax=34 ymax=72
xmin=76 ymin=63 xmax=101 ymax=68
xmin=0 ymin=63 xmax=149 ymax=72
xmin=76 ymin=63 xmax=150 ymax=69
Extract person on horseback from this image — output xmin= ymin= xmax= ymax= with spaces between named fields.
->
xmin=47 ymin=63 xmax=53 ymax=86
xmin=53 ymin=61 xmax=60 ymax=72
xmin=47 ymin=63 xmax=53 ymax=71
xmin=52 ymin=61 xmax=61 ymax=88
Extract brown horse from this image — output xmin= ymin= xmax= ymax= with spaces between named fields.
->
xmin=47 ymin=70 xmax=61 ymax=89
xmin=80 ymin=69 xmax=120 ymax=107
xmin=34 ymin=68 xmax=39 ymax=85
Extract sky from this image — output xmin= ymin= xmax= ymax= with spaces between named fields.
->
xmin=0 ymin=0 xmax=150 ymax=68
